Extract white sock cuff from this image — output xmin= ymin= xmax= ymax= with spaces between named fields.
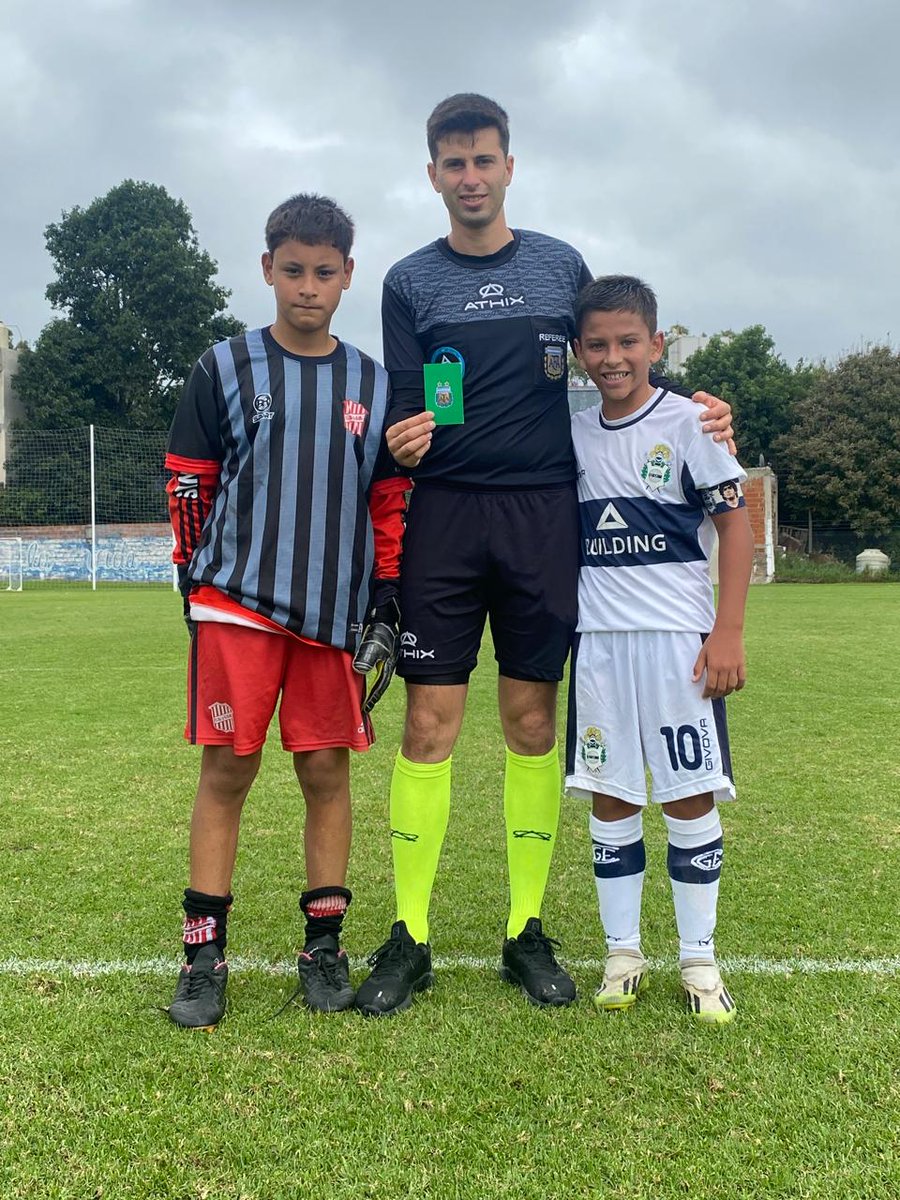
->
xmin=664 ymin=807 xmax=722 ymax=849
xmin=590 ymin=810 xmax=644 ymax=847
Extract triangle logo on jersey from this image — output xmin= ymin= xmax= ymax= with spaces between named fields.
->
xmin=595 ymin=502 xmax=628 ymax=531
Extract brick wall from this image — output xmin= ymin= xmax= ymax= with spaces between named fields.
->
xmin=709 ymin=467 xmax=777 ymax=585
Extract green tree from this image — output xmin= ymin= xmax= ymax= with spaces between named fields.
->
xmin=15 ymin=179 xmax=242 ymax=431
xmin=681 ymin=325 xmax=819 ymax=468
xmin=777 ymin=346 xmax=900 ymax=546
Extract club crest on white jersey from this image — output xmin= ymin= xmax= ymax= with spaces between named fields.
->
xmin=640 ymin=443 xmax=673 ymax=492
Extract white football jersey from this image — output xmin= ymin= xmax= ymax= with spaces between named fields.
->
xmin=571 ymin=387 xmax=747 ymax=633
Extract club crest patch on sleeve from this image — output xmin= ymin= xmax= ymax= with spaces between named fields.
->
xmin=640 ymin=443 xmax=673 ymax=492
xmin=580 ymin=726 xmax=608 ymax=774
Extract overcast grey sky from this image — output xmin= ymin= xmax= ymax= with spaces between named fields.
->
xmin=2 ymin=0 xmax=896 ymax=366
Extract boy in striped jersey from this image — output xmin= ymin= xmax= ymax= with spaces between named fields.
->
xmin=164 ymin=195 xmax=407 ymax=1027
xmin=565 ymin=276 xmax=753 ymax=1024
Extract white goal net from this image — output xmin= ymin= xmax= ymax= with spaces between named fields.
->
xmin=0 ymin=425 xmax=175 ymax=587
xmin=0 ymin=537 xmax=23 ymax=591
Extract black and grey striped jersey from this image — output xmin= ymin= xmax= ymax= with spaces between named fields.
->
xmin=166 ymin=328 xmax=394 ymax=653
xmin=382 ymin=229 xmax=593 ymax=488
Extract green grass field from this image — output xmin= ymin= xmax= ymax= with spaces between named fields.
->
xmin=1 ymin=585 xmax=898 ymax=1199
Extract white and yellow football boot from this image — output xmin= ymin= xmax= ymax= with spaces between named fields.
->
xmin=592 ymin=948 xmax=649 ymax=1013
xmin=680 ymin=958 xmax=737 ymax=1025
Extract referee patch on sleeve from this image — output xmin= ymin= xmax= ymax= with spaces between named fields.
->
xmin=700 ymin=479 xmax=745 ymax=515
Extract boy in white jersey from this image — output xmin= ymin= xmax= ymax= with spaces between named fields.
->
xmin=565 ymin=276 xmax=753 ymax=1024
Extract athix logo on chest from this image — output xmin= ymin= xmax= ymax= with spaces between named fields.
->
xmin=463 ymin=281 xmax=525 ymax=312
xmin=342 ymin=399 xmax=368 ymax=437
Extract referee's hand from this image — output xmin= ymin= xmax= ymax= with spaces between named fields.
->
xmin=387 ymin=412 xmax=435 ymax=468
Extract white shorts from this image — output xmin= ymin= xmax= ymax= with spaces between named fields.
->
xmin=564 ymin=630 xmax=736 ymax=806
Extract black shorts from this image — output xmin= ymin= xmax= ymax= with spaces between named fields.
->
xmin=397 ymin=483 xmax=579 ymax=685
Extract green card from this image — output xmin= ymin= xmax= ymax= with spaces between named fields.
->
xmin=423 ymin=362 xmax=464 ymax=425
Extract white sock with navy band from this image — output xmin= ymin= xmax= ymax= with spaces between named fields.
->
xmin=664 ymin=807 xmax=724 ymax=963
xmin=589 ymin=810 xmax=645 ymax=953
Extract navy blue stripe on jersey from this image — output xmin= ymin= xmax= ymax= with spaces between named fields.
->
xmin=579 ymin=495 xmax=706 ymax=568
xmin=680 ymin=460 xmax=702 ymax=512
xmin=667 ymin=836 xmax=724 ymax=884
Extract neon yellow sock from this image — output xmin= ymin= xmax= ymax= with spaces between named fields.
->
xmin=391 ymin=752 xmax=451 ymax=944
xmin=504 ymin=743 xmax=561 ymax=938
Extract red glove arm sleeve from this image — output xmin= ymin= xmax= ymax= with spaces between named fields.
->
xmin=368 ymin=475 xmax=410 ymax=582
xmin=164 ymin=453 xmax=219 ymax=566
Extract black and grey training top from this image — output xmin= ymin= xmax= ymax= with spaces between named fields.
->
xmin=382 ymin=229 xmax=592 ymax=489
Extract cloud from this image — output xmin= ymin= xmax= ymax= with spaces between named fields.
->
xmin=0 ymin=0 xmax=893 ymax=366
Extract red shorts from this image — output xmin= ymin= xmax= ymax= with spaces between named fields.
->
xmin=186 ymin=622 xmax=373 ymax=756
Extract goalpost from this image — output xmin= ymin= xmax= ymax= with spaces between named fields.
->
xmin=0 ymin=425 xmax=176 ymax=588
xmin=0 ymin=537 xmax=23 ymax=591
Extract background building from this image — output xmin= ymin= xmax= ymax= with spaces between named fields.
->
xmin=666 ymin=333 xmax=713 ymax=374
xmin=0 ymin=321 xmax=23 ymax=486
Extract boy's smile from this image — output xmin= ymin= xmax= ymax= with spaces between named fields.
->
xmin=575 ymin=310 xmax=665 ymax=418
xmin=262 ymin=239 xmax=353 ymax=355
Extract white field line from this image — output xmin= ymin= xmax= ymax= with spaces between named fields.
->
xmin=0 ymin=954 xmax=898 ymax=979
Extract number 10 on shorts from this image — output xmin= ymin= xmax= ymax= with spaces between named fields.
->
xmin=660 ymin=723 xmax=714 ymax=773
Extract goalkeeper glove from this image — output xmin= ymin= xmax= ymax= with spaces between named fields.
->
xmin=352 ymin=595 xmax=400 ymax=713
xmin=176 ymin=564 xmax=196 ymax=638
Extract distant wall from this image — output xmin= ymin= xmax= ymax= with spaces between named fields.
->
xmin=0 ymin=522 xmax=173 ymax=584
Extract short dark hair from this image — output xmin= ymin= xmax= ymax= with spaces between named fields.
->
xmin=264 ymin=193 xmax=354 ymax=258
xmin=426 ymin=93 xmax=510 ymax=161
xmin=574 ymin=275 xmax=658 ymax=340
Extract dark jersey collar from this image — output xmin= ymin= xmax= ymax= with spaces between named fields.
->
xmin=598 ymin=387 xmax=669 ymax=430
xmin=435 ymin=229 xmax=521 ymax=269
